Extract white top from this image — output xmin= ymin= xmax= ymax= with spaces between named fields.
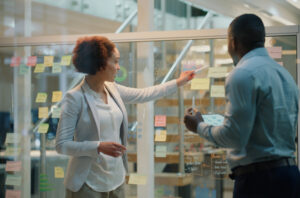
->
xmin=83 ymin=83 xmax=125 ymax=192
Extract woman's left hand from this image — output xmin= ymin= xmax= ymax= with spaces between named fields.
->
xmin=176 ymin=71 xmax=195 ymax=87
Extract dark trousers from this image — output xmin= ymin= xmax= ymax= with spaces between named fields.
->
xmin=233 ymin=165 xmax=300 ymax=198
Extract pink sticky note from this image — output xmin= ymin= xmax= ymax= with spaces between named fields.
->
xmin=267 ymin=47 xmax=282 ymax=59
xmin=27 ymin=56 xmax=37 ymax=66
xmin=155 ymin=115 xmax=167 ymax=127
xmin=5 ymin=190 xmax=21 ymax=198
xmin=5 ymin=161 xmax=22 ymax=172
xmin=10 ymin=57 xmax=21 ymax=67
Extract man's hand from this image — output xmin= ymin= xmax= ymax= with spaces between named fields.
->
xmin=184 ymin=107 xmax=204 ymax=133
xmin=97 ymin=142 xmax=126 ymax=157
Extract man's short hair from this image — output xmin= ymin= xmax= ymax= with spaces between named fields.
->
xmin=229 ymin=14 xmax=265 ymax=51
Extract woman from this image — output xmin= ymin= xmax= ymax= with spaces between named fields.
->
xmin=56 ymin=36 xmax=195 ymax=198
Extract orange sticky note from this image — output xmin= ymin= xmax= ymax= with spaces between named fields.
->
xmin=5 ymin=161 xmax=22 ymax=172
xmin=54 ymin=167 xmax=64 ymax=178
xmin=36 ymin=92 xmax=47 ymax=103
xmin=52 ymin=91 xmax=62 ymax=102
xmin=10 ymin=57 xmax=21 ymax=67
xmin=38 ymin=107 xmax=49 ymax=119
xmin=38 ymin=123 xmax=49 ymax=133
xmin=60 ymin=55 xmax=72 ymax=66
xmin=44 ymin=56 xmax=54 ymax=67
xmin=27 ymin=56 xmax=37 ymax=66
xmin=154 ymin=115 xmax=166 ymax=127
xmin=5 ymin=190 xmax=21 ymax=198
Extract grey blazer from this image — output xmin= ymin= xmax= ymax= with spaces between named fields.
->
xmin=55 ymin=78 xmax=177 ymax=192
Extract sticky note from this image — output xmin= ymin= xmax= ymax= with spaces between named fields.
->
xmin=208 ymin=67 xmax=228 ymax=78
xmin=267 ymin=46 xmax=282 ymax=59
xmin=154 ymin=115 xmax=167 ymax=127
xmin=202 ymin=114 xmax=224 ymax=126
xmin=27 ymin=56 xmax=37 ymax=66
xmin=6 ymin=175 xmax=22 ymax=186
xmin=52 ymin=91 xmax=62 ymax=102
xmin=35 ymin=92 xmax=47 ymax=103
xmin=5 ymin=147 xmax=21 ymax=156
xmin=38 ymin=107 xmax=49 ymax=119
xmin=52 ymin=63 xmax=62 ymax=73
xmin=128 ymin=174 xmax=147 ymax=185
xmin=10 ymin=57 xmax=21 ymax=67
xmin=155 ymin=145 xmax=167 ymax=157
xmin=5 ymin=161 xmax=22 ymax=172
xmin=191 ymin=78 xmax=210 ymax=90
xmin=19 ymin=64 xmax=29 ymax=75
xmin=5 ymin=133 xmax=20 ymax=144
xmin=210 ymin=85 xmax=225 ymax=98
xmin=51 ymin=106 xmax=61 ymax=118
xmin=5 ymin=190 xmax=21 ymax=198
xmin=34 ymin=63 xmax=45 ymax=73
xmin=155 ymin=129 xmax=167 ymax=142
xmin=38 ymin=123 xmax=49 ymax=133
xmin=54 ymin=167 xmax=64 ymax=178
xmin=60 ymin=55 xmax=72 ymax=66
xmin=44 ymin=56 xmax=54 ymax=67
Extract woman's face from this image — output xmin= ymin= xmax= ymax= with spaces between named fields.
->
xmin=103 ymin=48 xmax=120 ymax=82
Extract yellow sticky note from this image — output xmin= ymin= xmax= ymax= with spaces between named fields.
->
xmin=191 ymin=78 xmax=210 ymax=90
xmin=34 ymin=63 xmax=45 ymax=73
xmin=52 ymin=91 xmax=62 ymax=102
xmin=38 ymin=123 xmax=49 ymax=133
xmin=44 ymin=56 xmax=54 ymax=67
xmin=36 ymin=92 xmax=47 ymax=103
xmin=52 ymin=63 xmax=62 ymax=73
xmin=60 ymin=55 xmax=72 ymax=66
xmin=128 ymin=174 xmax=147 ymax=185
xmin=51 ymin=106 xmax=61 ymax=118
xmin=5 ymin=133 xmax=20 ymax=144
xmin=5 ymin=147 xmax=21 ymax=156
xmin=210 ymin=85 xmax=225 ymax=98
xmin=155 ymin=129 xmax=167 ymax=142
xmin=38 ymin=107 xmax=49 ymax=119
xmin=6 ymin=175 xmax=22 ymax=186
xmin=208 ymin=67 xmax=228 ymax=78
xmin=155 ymin=145 xmax=167 ymax=157
xmin=54 ymin=167 xmax=64 ymax=178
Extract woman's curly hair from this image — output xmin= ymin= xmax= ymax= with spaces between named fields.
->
xmin=72 ymin=36 xmax=116 ymax=75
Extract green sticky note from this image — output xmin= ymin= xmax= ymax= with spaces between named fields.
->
xmin=60 ymin=55 xmax=72 ymax=66
xmin=38 ymin=123 xmax=49 ymax=133
xmin=6 ymin=174 xmax=22 ymax=186
xmin=52 ymin=107 xmax=61 ymax=118
xmin=52 ymin=63 xmax=62 ymax=73
xmin=19 ymin=64 xmax=29 ymax=75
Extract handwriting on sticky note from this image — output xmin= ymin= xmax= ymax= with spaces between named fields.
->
xmin=128 ymin=174 xmax=147 ymax=185
xmin=52 ymin=63 xmax=62 ymax=73
xmin=5 ymin=190 xmax=21 ymax=198
xmin=5 ymin=147 xmax=21 ymax=156
xmin=34 ymin=63 xmax=45 ymax=73
xmin=27 ymin=56 xmax=37 ymax=66
xmin=208 ymin=67 xmax=228 ymax=78
xmin=6 ymin=175 xmax=22 ymax=186
xmin=36 ymin=92 xmax=47 ymax=103
xmin=5 ymin=133 xmax=20 ymax=144
xmin=154 ymin=115 xmax=166 ymax=127
xmin=54 ymin=167 xmax=64 ymax=178
xmin=6 ymin=161 xmax=22 ymax=172
xmin=19 ymin=64 xmax=29 ymax=75
xmin=10 ymin=57 xmax=21 ymax=67
xmin=210 ymin=85 xmax=225 ymax=98
xmin=38 ymin=107 xmax=49 ymax=119
xmin=267 ymin=46 xmax=282 ymax=59
xmin=202 ymin=114 xmax=224 ymax=126
xmin=155 ymin=145 xmax=167 ymax=158
xmin=38 ymin=123 xmax=49 ymax=134
xmin=155 ymin=129 xmax=167 ymax=142
xmin=52 ymin=91 xmax=62 ymax=102
xmin=44 ymin=56 xmax=54 ymax=67
xmin=60 ymin=55 xmax=72 ymax=66
xmin=51 ymin=107 xmax=61 ymax=118
xmin=191 ymin=78 xmax=210 ymax=90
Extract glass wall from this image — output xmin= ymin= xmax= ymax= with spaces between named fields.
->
xmin=0 ymin=28 xmax=298 ymax=198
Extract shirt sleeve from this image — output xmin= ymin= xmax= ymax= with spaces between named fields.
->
xmin=115 ymin=79 xmax=178 ymax=104
xmin=197 ymin=69 xmax=257 ymax=149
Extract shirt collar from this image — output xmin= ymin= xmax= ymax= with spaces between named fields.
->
xmin=236 ymin=47 xmax=269 ymax=67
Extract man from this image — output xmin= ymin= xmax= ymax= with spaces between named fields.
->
xmin=184 ymin=14 xmax=300 ymax=198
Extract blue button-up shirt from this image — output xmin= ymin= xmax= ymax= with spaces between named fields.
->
xmin=197 ymin=47 xmax=299 ymax=169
